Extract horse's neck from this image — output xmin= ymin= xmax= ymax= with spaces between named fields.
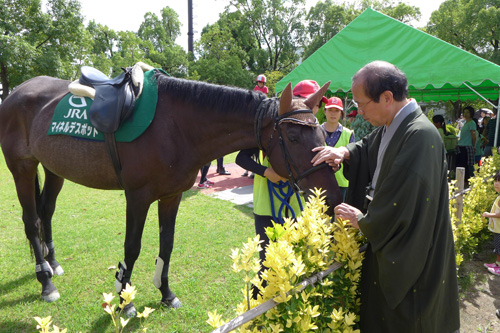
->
xmin=178 ymin=106 xmax=266 ymax=164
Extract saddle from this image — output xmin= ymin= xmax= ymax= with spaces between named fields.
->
xmin=79 ymin=66 xmax=136 ymax=134
xmin=68 ymin=62 xmax=155 ymax=189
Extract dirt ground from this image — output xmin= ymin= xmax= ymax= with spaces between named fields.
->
xmin=459 ymin=239 xmax=500 ymax=332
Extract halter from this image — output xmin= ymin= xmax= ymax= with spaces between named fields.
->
xmin=254 ymin=103 xmax=330 ymax=194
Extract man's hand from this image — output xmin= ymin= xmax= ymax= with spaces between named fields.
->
xmin=311 ymin=146 xmax=349 ymax=167
xmin=334 ymin=203 xmax=362 ymax=229
xmin=264 ymin=167 xmax=287 ymax=183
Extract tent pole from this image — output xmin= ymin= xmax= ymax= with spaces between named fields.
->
xmin=463 ymin=83 xmax=497 ymax=108
xmin=495 ymin=86 xmax=500 ymax=148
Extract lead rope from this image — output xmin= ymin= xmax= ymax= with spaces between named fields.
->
xmin=267 ymin=179 xmax=304 ymax=225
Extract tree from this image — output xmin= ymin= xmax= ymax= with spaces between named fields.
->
xmin=0 ymin=0 xmax=86 ymax=101
xmin=137 ymin=7 xmax=187 ymax=77
xmin=189 ymin=22 xmax=253 ymax=87
xmin=85 ymin=21 xmax=118 ymax=75
xmin=303 ymin=0 xmax=420 ymax=60
xmin=427 ymin=0 xmax=500 ymax=65
xmin=227 ymin=0 xmax=307 ymax=74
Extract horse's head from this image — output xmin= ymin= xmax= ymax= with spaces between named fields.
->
xmin=263 ymin=82 xmax=342 ymax=216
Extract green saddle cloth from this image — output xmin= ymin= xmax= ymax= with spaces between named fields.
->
xmin=49 ymin=69 xmax=158 ymax=142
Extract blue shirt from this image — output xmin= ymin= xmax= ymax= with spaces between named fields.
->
xmin=458 ymin=120 xmax=476 ymax=147
xmin=322 ymin=123 xmax=355 ymax=147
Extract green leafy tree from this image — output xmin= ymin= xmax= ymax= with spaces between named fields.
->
xmin=189 ymin=22 xmax=253 ymax=87
xmin=85 ymin=21 xmax=117 ymax=75
xmin=303 ymin=0 xmax=420 ymax=60
xmin=0 ymin=0 xmax=85 ymax=101
xmin=227 ymin=0 xmax=307 ymax=74
xmin=137 ymin=7 xmax=187 ymax=77
xmin=303 ymin=0 xmax=357 ymax=60
xmin=426 ymin=0 xmax=500 ymax=65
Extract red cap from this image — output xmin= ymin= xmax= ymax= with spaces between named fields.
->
xmin=325 ymin=97 xmax=343 ymax=110
xmin=292 ymin=80 xmax=328 ymax=104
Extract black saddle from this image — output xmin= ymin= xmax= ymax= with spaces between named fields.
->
xmin=79 ymin=66 xmax=137 ymax=134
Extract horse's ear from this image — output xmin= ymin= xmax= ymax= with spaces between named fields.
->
xmin=278 ymin=83 xmax=293 ymax=116
xmin=304 ymin=81 xmax=331 ymax=110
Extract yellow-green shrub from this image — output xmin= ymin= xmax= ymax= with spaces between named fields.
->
xmin=208 ymin=189 xmax=364 ymax=332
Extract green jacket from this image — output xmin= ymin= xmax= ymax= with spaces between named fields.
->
xmin=333 ymin=127 xmax=353 ymax=188
xmin=253 ymin=152 xmax=304 ymax=221
xmin=345 ymin=108 xmax=460 ymax=332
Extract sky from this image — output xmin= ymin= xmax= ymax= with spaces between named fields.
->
xmin=78 ymin=0 xmax=447 ymax=51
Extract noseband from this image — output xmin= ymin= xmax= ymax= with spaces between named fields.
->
xmin=255 ymin=104 xmax=330 ymax=194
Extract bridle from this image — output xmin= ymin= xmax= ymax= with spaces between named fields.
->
xmin=254 ymin=102 xmax=330 ymax=194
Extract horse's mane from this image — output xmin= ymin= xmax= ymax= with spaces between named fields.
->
xmin=154 ymin=71 xmax=274 ymax=116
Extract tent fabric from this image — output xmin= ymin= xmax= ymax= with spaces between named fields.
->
xmin=276 ymin=8 xmax=500 ymax=103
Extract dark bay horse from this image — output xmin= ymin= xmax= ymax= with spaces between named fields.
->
xmin=0 ymin=71 xmax=341 ymax=315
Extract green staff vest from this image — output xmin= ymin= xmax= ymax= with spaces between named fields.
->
xmin=253 ymin=152 xmax=304 ymax=219
xmin=333 ymin=128 xmax=353 ymax=188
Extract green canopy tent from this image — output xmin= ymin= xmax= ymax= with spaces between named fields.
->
xmin=276 ymin=7 xmax=500 ymax=143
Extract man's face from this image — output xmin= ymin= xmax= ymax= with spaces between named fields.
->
xmin=352 ymin=81 xmax=386 ymax=127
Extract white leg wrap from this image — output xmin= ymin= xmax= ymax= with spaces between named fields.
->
xmin=115 ymin=261 xmax=127 ymax=293
xmin=35 ymin=260 xmax=54 ymax=276
xmin=153 ymin=256 xmax=164 ymax=289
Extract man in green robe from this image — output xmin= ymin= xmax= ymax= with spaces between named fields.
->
xmin=312 ymin=61 xmax=460 ymax=332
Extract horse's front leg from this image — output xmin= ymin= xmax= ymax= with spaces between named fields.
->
xmin=154 ymin=194 xmax=182 ymax=308
xmin=114 ymin=191 xmax=150 ymax=317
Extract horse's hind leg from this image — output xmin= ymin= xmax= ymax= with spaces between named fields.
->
xmin=39 ymin=167 xmax=65 ymax=276
xmin=7 ymin=159 xmax=60 ymax=302
xmin=155 ymin=194 xmax=182 ymax=309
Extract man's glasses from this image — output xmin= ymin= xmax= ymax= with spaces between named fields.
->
xmin=352 ymin=99 xmax=373 ymax=109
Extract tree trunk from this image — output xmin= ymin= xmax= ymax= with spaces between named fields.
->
xmin=0 ymin=62 xmax=9 ymax=102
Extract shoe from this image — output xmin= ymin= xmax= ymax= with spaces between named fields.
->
xmin=242 ymin=171 xmax=249 ymax=177
xmin=197 ymin=182 xmax=211 ymax=189
xmin=205 ymin=179 xmax=214 ymax=185
xmin=487 ymin=266 xmax=500 ymax=276
xmin=249 ymin=173 xmax=254 ymax=179
xmin=496 ymin=309 xmax=500 ymax=319
xmin=217 ymin=169 xmax=231 ymax=175
xmin=484 ymin=262 xmax=499 ymax=269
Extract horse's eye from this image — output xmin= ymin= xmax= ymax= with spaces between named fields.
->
xmin=288 ymin=135 xmax=299 ymax=143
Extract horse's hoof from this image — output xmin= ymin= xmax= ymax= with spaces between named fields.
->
xmin=122 ymin=303 xmax=137 ymax=318
xmin=42 ymin=290 xmax=60 ymax=303
xmin=161 ymin=297 xmax=182 ymax=309
xmin=52 ymin=265 xmax=64 ymax=276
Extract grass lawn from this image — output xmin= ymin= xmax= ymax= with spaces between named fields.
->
xmin=0 ymin=150 xmax=254 ymax=332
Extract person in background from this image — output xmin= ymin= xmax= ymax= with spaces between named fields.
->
xmin=216 ymin=157 xmax=230 ymax=175
xmin=482 ymin=171 xmax=500 ymax=276
xmin=253 ymin=74 xmax=268 ymax=96
xmin=433 ymin=114 xmax=458 ymax=172
xmin=322 ymin=97 xmax=355 ymax=201
xmin=197 ymin=163 xmax=214 ymax=189
xmin=432 ymin=114 xmax=448 ymax=140
xmin=311 ymin=61 xmax=460 ymax=332
xmin=456 ymin=106 xmax=477 ymax=186
xmin=483 ymin=109 xmax=500 ymax=157
xmin=292 ymin=80 xmax=328 ymax=115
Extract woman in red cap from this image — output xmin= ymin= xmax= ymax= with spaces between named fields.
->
xmin=322 ymin=97 xmax=355 ymax=201
xmin=292 ymin=80 xmax=328 ymax=115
